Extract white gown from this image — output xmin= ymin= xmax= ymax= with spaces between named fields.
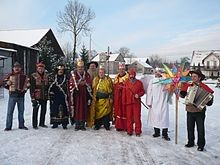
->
xmin=146 ymin=77 xmax=170 ymax=128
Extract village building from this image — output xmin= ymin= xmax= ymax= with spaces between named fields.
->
xmin=124 ymin=57 xmax=153 ymax=74
xmin=0 ymin=28 xmax=64 ymax=75
xmin=190 ymin=50 xmax=220 ymax=78
xmin=91 ymin=52 xmax=125 ymax=74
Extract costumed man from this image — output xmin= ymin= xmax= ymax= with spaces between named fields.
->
xmin=86 ymin=61 xmax=98 ymax=127
xmin=146 ymin=68 xmax=171 ymax=141
xmin=48 ymin=64 xmax=69 ymax=129
xmin=4 ymin=62 xmax=30 ymax=131
xmin=180 ymin=69 xmax=214 ymax=151
xmin=113 ymin=62 xmax=129 ymax=131
xmin=123 ymin=68 xmax=145 ymax=136
xmin=30 ymin=62 xmax=49 ymax=129
xmin=87 ymin=61 xmax=98 ymax=81
xmin=90 ymin=66 xmax=113 ymax=130
xmin=68 ymin=60 xmax=92 ymax=131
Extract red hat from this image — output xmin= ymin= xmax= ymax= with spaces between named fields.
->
xmin=36 ymin=61 xmax=45 ymax=68
xmin=128 ymin=68 xmax=136 ymax=77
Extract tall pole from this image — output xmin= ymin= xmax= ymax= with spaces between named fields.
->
xmin=107 ymin=46 xmax=110 ymax=75
xmin=89 ymin=34 xmax=92 ymax=61
xmin=175 ymin=96 xmax=179 ymax=144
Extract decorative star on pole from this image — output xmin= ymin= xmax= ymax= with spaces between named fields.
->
xmin=154 ymin=62 xmax=191 ymax=144
xmin=156 ymin=63 xmax=191 ymax=98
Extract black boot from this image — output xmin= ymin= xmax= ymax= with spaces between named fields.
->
xmin=153 ymin=128 xmax=160 ymax=137
xmin=52 ymin=124 xmax=58 ymax=129
xmin=162 ymin=128 xmax=171 ymax=141
xmin=62 ymin=124 xmax=67 ymax=129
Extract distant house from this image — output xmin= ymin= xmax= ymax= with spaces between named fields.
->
xmin=0 ymin=28 xmax=64 ymax=75
xmin=92 ymin=52 xmax=125 ymax=74
xmin=124 ymin=57 xmax=153 ymax=74
xmin=190 ymin=50 xmax=220 ymax=78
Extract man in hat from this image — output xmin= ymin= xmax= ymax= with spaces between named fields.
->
xmin=68 ymin=60 xmax=92 ymax=130
xmin=123 ymin=68 xmax=145 ymax=136
xmin=48 ymin=64 xmax=69 ymax=129
xmin=86 ymin=61 xmax=99 ymax=127
xmin=30 ymin=62 xmax=49 ymax=129
xmin=89 ymin=66 xmax=113 ymax=130
xmin=180 ymin=69 xmax=214 ymax=151
xmin=146 ymin=68 xmax=172 ymax=141
xmin=87 ymin=61 xmax=98 ymax=81
xmin=113 ymin=62 xmax=129 ymax=131
xmin=4 ymin=62 xmax=30 ymax=131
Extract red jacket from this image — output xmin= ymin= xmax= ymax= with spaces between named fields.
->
xmin=123 ymin=79 xmax=145 ymax=105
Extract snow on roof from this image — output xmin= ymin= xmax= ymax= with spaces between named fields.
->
xmin=124 ymin=57 xmax=149 ymax=65
xmin=135 ymin=61 xmax=152 ymax=68
xmin=190 ymin=50 xmax=220 ymax=66
xmin=0 ymin=28 xmax=50 ymax=47
xmin=108 ymin=53 xmax=120 ymax=61
xmin=0 ymin=47 xmax=17 ymax=52
xmin=92 ymin=53 xmax=121 ymax=62
xmin=91 ymin=54 xmax=100 ymax=61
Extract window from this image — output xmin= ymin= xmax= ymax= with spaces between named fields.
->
xmin=213 ymin=61 xmax=217 ymax=69
xmin=206 ymin=61 xmax=210 ymax=69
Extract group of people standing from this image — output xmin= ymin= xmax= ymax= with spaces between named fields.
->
xmin=1 ymin=60 xmax=214 ymax=151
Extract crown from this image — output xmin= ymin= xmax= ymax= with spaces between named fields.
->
xmin=57 ymin=65 xmax=65 ymax=70
xmin=99 ymin=65 xmax=105 ymax=70
xmin=119 ymin=62 xmax=125 ymax=69
xmin=77 ymin=59 xmax=84 ymax=67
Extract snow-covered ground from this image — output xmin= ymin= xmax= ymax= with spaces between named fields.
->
xmin=0 ymin=75 xmax=220 ymax=165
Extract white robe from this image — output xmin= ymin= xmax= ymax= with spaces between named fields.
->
xmin=140 ymin=75 xmax=153 ymax=103
xmin=146 ymin=77 xmax=170 ymax=128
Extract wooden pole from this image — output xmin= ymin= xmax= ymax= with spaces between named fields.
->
xmin=175 ymin=95 xmax=179 ymax=144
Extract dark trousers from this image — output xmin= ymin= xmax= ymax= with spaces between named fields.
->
xmin=95 ymin=115 xmax=110 ymax=129
xmin=32 ymin=100 xmax=47 ymax=127
xmin=187 ymin=112 xmax=206 ymax=148
xmin=154 ymin=127 xmax=169 ymax=137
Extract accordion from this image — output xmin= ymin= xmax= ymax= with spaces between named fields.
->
xmin=8 ymin=74 xmax=28 ymax=92
xmin=185 ymin=85 xmax=213 ymax=111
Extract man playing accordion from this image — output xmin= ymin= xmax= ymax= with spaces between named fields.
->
xmin=180 ymin=69 xmax=214 ymax=151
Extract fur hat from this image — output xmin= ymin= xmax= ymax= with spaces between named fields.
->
xmin=88 ymin=61 xmax=98 ymax=68
xmin=36 ymin=61 xmax=45 ymax=68
xmin=13 ymin=62 xmax=21 ymax=67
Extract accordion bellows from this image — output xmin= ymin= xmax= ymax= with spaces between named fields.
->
xmin=185 ymin=85 xmax=213 ymax=111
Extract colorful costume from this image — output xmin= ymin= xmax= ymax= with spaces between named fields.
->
xmin=123 ymin=68 xmax=145 ymax=136
xmin=68 ymin=64 xmax=92 ymax=130
xmin=30 ymin=62 xmax=49 ymax=128
xmin=113 ymin=64 xmax=129 ymax=131
xmin=90 ymin=74 xmax=113 ymax=130
xmin=49 ymin=68 xmax=69 ymax=129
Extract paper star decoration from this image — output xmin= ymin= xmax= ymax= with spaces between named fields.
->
xmin=156 ymin=63 xmax=191 ymax=98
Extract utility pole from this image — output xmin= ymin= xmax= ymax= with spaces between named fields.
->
xmin=89 ymin=34 xmax=92 ymax=61
xmin=107 ymin=46 xmax=110 ymax=75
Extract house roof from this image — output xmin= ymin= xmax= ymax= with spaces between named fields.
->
xmin=124 ymin=57 xmax=150 ymax=65
xmin=132 ymin=61 xmax=152 ymax=68
xmin=0 ymin=28 xmax=50 ymax=47
xmin=0 ymin=47 xmax=17 ymax=52
xmin=92 ymin=53 xmax=122 ymax=62
xmin=202 ymin=52 xmax=220 ymax=62
xmin=190 ymin=50 xmax=220 ymax=66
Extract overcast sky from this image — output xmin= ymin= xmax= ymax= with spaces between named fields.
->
xmin=1 ymin=0 xmax=220 ymax=60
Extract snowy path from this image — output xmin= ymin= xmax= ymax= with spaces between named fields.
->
xmin=0 ymin=84 xmax=220 ymax=165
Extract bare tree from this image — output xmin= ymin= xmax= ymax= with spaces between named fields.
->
xmin=57 ymin=0 xmax=95 ymax=62
xmin=119 ymin=47 xmax=130 ymax=57
xmin=118 ymin=47 xmax=135 ymax=58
